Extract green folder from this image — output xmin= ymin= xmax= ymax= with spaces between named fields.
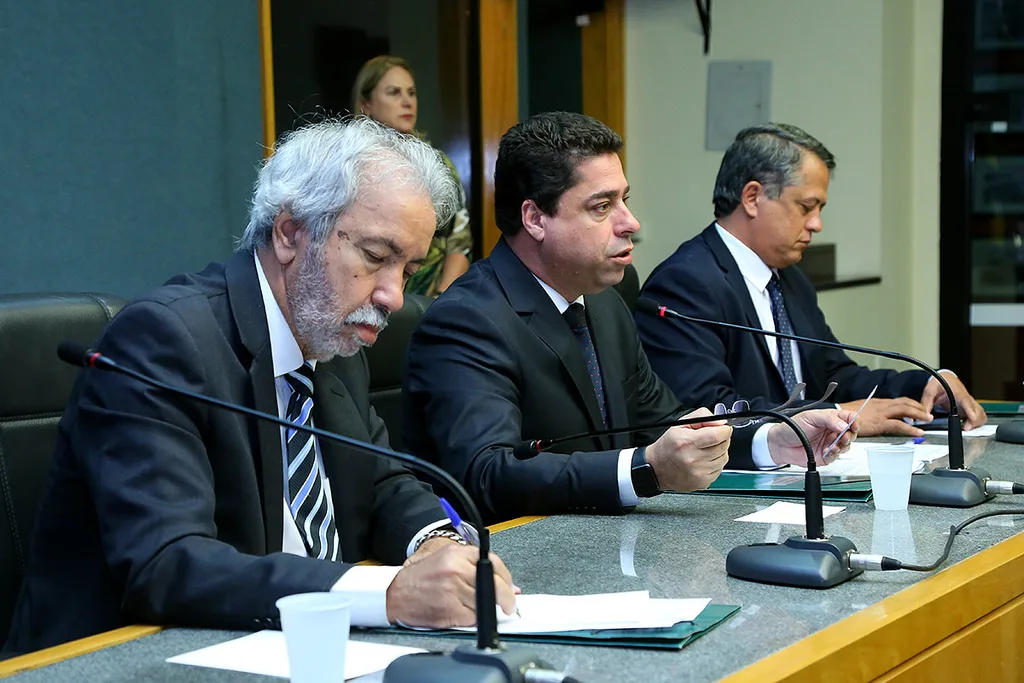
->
xmin=980 ymin=401 xmax=1024 ymax=416
xmin=392 ymin=603 xmax=740 ymax=651
xmin=686 ymin=471 xmax=873 ymax=503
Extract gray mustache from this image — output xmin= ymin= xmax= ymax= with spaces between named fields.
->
xmin=343 ymin=305 xmax=390 ymax=331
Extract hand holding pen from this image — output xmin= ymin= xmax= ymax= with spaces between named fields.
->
xmin=823 ymin=385 xmax=877 ymax=458
xmin=439 ymin=497 xmax=481 ymax=546
xmin=439 ymin=497 xmax=521 ymax=618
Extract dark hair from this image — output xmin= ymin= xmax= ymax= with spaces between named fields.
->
xmin=494 ymin=112 xmax=623 ymax=236
xmin=712 ymin=123 xmax=836 ymax=218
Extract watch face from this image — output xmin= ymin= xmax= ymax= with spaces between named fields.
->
xmin=632 ymin=464 xmax=661 ymax=498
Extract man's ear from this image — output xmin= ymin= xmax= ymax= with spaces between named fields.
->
xmin=520 ymin=200 xmax=546 ymax=242
xmin=271 ymin=211 xmax=303 ymax=266
xmin=740 ymin=181 xmax=762 ymax=219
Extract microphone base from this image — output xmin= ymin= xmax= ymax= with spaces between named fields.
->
xmin=384 ymin=645 xmax=551 ymax=683
xmin=995 ymin=420 xmax=1024 ymax=444
xmin=909 ymin=467 xmax=994 ymax=508
xmin=726 ymin=535 xmax=862 ymax=589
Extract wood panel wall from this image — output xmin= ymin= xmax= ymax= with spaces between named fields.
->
xmin=581 ymin=0 xmax=626 ymax=169
xmin=477 ymin=0 xmax=519 ymax=255
xmin=259 ymin=0 xmax=276 ymax=154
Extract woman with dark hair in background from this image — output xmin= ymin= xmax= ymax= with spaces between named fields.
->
xmin=352 ymin=55 xmax=472 ymax=297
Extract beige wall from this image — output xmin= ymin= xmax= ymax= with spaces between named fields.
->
xmin=625 ymin=0 xmax=943 ymax=369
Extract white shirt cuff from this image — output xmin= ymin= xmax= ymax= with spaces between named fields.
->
xmin=405 ymin=518 xmax=451 ymax=558
xmin=618 ymin=448 xmax=640 ymax=507
xmin=751 ymin=423 xmax=776 ymax=469
xmin=331 ymin=565 xmax=403 ymax=628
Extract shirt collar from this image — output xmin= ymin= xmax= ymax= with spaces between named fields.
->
xmin=715 ymin=222 xmax=775 ymax=293
xmin=532 ymin=274 xmax=584 ymax=314
xmin=253 ymin=251 xmax=315 ymax=378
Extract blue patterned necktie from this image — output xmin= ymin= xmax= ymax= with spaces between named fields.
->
xmin=284 ymin=362 xmax=339 ymax=561
xmin=766 ymin=274 xmax=799 ymax=395
xmin=563 ymin=303 xmax=607 ymax=427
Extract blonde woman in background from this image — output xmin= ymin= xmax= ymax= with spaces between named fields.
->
xmin=352 ymin=55 xmax=472 ymax=297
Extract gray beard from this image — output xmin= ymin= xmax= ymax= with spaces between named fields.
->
xmin=286 ymin=250 xmax=390 ymax=361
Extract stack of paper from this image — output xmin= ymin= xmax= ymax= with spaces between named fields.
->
xmin=790 ymin=442 xmax=948 ymax=478
xmin=455 ymin=591 xmax=710 ymax=634
xmin=923 ymin=424 xmax=998 ymax=438
xmin=419 ymin=590 xmax=740 ymax=651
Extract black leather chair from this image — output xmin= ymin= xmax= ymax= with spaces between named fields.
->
xmin=0 ymin=293 xmax=125 ymax=646
xmin=365 ymin=294 xmax=432 ymax=452
xmin=614 ymin=263 xmax=640 ymax=312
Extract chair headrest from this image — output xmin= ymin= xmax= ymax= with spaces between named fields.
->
xmin=613 ymin=263 xmax=640 ymax=311
xmin=0 ymin=293 xmax=125 ymax=418
xmin=367 ymin=294 xmax=432 ymax=389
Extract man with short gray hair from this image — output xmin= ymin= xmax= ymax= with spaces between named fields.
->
xmin=636 ymin=123 xmax=986 ymax=437
xmin=6 ymin=117 xmax=516 ymax=655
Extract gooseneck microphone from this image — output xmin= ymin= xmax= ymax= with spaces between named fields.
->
xmin=514 ymin=406 xmax=863 ymax=588
xmin=57 ymin=341 xmax=562 ymax=683
xmin=636 ymin=297 xmax=1002 ymax=509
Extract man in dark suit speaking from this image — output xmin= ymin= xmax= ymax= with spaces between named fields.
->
xmin=635 ymin=123 xmax=986 ymax=437
xmin=6 ymin=118 xmax=516 ymax=654
xmin=403 ymin=112 xmax=856 ymax=524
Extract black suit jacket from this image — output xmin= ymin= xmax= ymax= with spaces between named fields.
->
xmin=402 ymin=239 xmax=755 ymax=524
xmin=6 ymin=251 xmax=445 ymax=653
xmin=636 ymin=224 xmax=929 ymax=412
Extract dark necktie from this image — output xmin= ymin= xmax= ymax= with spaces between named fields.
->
xmin=284 ymin=362 xmax=339 ymax=561
xmin=766 ymin=274 xmax=799 ymax=395
xmin=563 ymin=303 xmax=607 ymax=427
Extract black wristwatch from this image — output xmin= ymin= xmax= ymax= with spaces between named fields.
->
xmin=630 ymin=446 xmax=661 ymax=498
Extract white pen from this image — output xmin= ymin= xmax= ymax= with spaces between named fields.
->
xmin=823 ymin=384 xmax=877 ymax=457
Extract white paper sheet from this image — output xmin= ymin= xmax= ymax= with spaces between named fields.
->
xmin=166 ymin=630 xmax=424 ymax=680
xmin=788 ymin=443 xmax=945 ymax=477
xmin=921 ymin=424 xmax=998 ymax=438
xmin=452 ymin=591 xmax=711 ymax=634
xmin=734 ymin=501 xmax=845 ymax=525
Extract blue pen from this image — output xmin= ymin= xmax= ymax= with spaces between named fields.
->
xmin=439 ymin=497 xmax=481 ymax=546
xmin=912 ymin=437 xmax=926 ymax=444
xmin=439 ymin=498 xmax=521 ymax=618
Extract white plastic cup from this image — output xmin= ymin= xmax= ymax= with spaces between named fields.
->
xmin=275 ymin=592 xmax=352 ymax=683
xmin=867 ymin=445 xmax=916 ymax=511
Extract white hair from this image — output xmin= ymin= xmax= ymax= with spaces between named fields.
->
xmin=237 ymin=116 xmax=459 ymax=252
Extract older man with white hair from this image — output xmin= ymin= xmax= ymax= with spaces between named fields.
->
xmin=6 ymin=117 xmax=516 ymax=655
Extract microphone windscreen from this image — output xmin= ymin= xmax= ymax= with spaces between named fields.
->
xmin=634 ymin=297 xmax=659 ymax=315
xmin=57 ymin=340 xmax=91 ymax=367
xmin=512 ymin=441 xmax=541 ymax=460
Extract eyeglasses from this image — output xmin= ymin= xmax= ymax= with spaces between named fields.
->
xmin=712 ymin=381 xmax=840 ymax=429
xmin=714 ymin=399 xmax=752 ymax=427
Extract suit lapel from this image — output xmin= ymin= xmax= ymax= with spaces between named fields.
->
xmin=702 ymin=225 xmax=780 ymax=387
xmin=312 ymin=368 xmax=368 ymax=561
xmin=491 ymin=240 xmax=611 ymax=446
xmin=225 ymin=251 xmax=284 ymax=554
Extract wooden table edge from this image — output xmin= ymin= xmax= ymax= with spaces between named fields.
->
xmin=0 ymin=515 xmax=548 ymax=675
xmin=724 ymin=528 xmax=1024 ymax=682
xmin=0 ymin=625 xmax=163 ymax=678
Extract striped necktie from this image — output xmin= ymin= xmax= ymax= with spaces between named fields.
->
xmin=284 ymin=362 xmax=339 ymax=561
xmin=766 ymin=274 xmax=799 ymax=395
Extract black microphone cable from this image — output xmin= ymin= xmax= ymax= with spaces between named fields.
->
xmin=848 ymin=507 xmax=1024 ymax=573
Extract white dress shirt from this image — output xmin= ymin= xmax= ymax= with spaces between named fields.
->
xmin=532 ymin=275 xmax=776 ymax=501
xmin=255 ymin=253 xmax=446 ymax=627
xmin=714 ymin=223 xmax=805 ymax=387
